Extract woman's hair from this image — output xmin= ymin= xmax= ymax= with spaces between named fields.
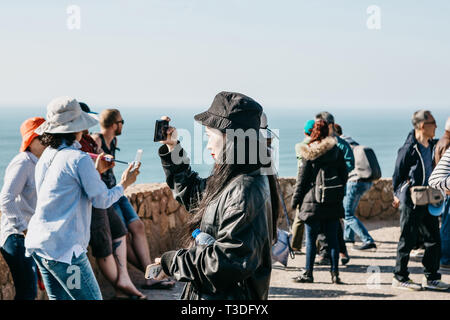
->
xmin=40 ymin=132 xmax=77 ymax=149
xmin=181 ymin=133 xmax=280 ymax=246
xmin=308 ymin=120 xmax=329 ymax=144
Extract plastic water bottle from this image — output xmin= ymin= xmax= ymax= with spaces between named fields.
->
xmin=192 ymin=229 xmax=215 ymax=246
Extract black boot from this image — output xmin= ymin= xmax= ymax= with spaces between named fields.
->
xmin=293 ymin=270 xmax=314 ymax=283
xmin=331 ymin=271 xmax=343 ymax=284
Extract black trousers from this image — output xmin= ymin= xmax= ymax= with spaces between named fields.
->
xmin=317 ymin=219 xmax=347 ymax=257
xmin=394 ymin=204 xmax=441 ymax=282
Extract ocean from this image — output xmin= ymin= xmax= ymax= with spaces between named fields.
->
xmin=0 ymin=107 xmax=448 ymax=185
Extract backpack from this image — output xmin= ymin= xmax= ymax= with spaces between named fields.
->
xmin=313 ymin=164 xmax=345 ymax=204
xmin=352 ymin=145 xmax=382 ymax=181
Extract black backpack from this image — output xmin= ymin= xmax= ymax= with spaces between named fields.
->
xmin=352 ymin=145 xmax=382 ymax=181
xmin=312 ymin=164 xmax=345 ymax=204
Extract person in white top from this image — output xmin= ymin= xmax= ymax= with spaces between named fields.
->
xmin=25 ymin=97 xmax=140 ymax=300
xmin=0 ymin=117 xmax=46 ymax=300
xmin=429 ymin=146 xmax=450 ymax=270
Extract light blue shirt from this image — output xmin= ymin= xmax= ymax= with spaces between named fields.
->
xmin=0 ymin=151 xmax=38 ymax=247
xmin=25 ymin=141 xmax=124 ymax=264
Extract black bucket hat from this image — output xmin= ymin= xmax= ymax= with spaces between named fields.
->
xmin=194 ymin=91 xmax=263 ymax=132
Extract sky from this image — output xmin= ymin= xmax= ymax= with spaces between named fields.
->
xmin=0 ymin=1 xmax=449 ymax=110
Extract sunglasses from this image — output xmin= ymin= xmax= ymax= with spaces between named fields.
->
xmin=116 ymin=120 xmax=124 ymax=125
xmin=423 ymin=120 xmax=436 ymax=126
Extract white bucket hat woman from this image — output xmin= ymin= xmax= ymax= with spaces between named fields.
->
xmin=34 ymin=97 xmax=98 ymax=135
xmin=25 ymin=97 xmax=140 ymax=300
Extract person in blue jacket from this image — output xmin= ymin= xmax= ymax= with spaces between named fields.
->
xmin=391 ymin=109 xmax=449 ymax=291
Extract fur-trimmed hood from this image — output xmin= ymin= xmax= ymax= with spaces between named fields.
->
xmin=299 ymin=136 xmax=337 ymax=161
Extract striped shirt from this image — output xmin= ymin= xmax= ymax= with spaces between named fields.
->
xmin=0 ymin=151 xmax=38 ymax=247
xmin=429 ymin=147 xmax=450 ymax=192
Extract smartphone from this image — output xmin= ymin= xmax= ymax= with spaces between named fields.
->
xmin=154 ymin=120 xmax=169 ymax=142
xmin=131 ymin=149 xmax=143 ymax=172
xmin=145 ymin=263 xmax=162 ymax=280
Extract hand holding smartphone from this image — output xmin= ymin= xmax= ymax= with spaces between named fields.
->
xmin=130 ymin=149 xmax=143 ymax=172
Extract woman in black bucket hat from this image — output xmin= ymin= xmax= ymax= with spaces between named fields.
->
xmin=153 ymin=91 xmax=280 ymax=300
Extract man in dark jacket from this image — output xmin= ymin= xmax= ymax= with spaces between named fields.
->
xmin=392 ymin=110 xmax=449 ymax=291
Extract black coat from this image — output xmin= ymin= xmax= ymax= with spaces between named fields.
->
xmin=291 ymin=137 xmax=348 ymax=222
xmin=158 ymin=143 xmax=274 ymax=300
xmin=392 ymin=130 xmax=438 ymax=207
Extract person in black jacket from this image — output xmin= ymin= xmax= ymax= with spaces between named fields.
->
xmin=291 ymin=120 xmax=348 ymax=284
xmin=152 ymin=92 xmax=280 ymax=300
xmin=391 ymin=110 xmax=449 ymax=291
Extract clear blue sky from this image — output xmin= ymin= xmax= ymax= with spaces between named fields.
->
xmin=0 ymin=1 xmax=449 ymax=110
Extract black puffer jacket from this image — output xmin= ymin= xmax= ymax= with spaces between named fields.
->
xmin=158 ymin=143 xmax=274 ymax=300
xmin=291 ymin=137 xmax=348 ymax=222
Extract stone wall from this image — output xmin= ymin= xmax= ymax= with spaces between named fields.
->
xmin=124 ymin=178 xmax=399 ymax=259
xmin=0 ymin=177 xmax=398 ymax=299
xmin=276 ymin=177 xmax=400 ymax=228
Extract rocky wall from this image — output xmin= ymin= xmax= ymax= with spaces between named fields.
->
xmin=0 ymin=178 xmax=398 ymax=299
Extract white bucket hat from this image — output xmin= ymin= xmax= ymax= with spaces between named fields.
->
xmin=35 ymin=97 xmax=98 ymax=134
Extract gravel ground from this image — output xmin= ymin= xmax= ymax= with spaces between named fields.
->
xmin=99 ymin=219 xmax=450 ymax=300
xmin=269 ymin=219 xmax=450 ymax=300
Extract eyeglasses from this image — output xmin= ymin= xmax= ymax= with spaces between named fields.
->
xmin=116 ymin=120 xmax=124 ymax=125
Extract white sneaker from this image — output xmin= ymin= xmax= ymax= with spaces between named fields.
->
xmin=392 ymin=278 xmax=423 ymax=291
xmin=422 ymin=278 xmax=450 ymax=291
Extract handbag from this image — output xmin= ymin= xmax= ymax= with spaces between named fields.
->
xmin=271 ymin=179 xmax=295 ymax=267
xmin=410 ymin=186 xmax=444 ymax=206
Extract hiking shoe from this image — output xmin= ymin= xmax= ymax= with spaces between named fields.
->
xmin=293 ymin=271 xmax=314 ymax=283
xmin=422 ymin=278 xmax=450 ymax=291
xmin=315 ymin=257 xmax=330 ymax=265
xmin=353 ymin=242 xmax=377 ymax=251
xmin=392 ymin=278 xmax=423 ymax=291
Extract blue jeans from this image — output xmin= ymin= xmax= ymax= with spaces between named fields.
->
xmin=305 ymin=219 xmax=340 ymax=273
xmin=441 ymin=196 xmax=450 ymax=265
xmin=113 ymin=195 xmax=140 ymax=228
xmin=343 ymin=181 xmax=374 ymax=244
xmin=0 ymin=234 xmax=37 ymax=300
xmin=32 ymin=252 xmax=102 ymax=300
